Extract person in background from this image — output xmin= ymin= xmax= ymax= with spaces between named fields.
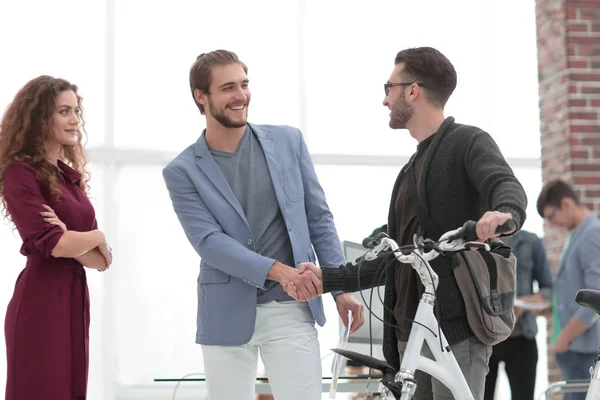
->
xmin=484 ymin=229 xmax=553 ymax=400
xmin=537 ymin=179 xmax=600 ymax=400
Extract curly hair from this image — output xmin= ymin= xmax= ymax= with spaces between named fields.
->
xmin=0 ymin=75 xmax=90 ymax=222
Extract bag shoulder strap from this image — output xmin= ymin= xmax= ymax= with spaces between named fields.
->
xmin=405 ymin=153 xmax=442 ymax=240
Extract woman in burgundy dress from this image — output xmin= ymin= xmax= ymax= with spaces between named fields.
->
xmin=0 ymin=76 xmax=113 ymax=399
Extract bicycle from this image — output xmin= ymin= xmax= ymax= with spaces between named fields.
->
xmin=331 ymin=219 xmax=515 ymax=400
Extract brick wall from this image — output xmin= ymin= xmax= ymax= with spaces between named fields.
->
xmin=536 ymin=0 xmax=600 ymax=389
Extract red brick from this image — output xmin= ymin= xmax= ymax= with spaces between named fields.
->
xmin=570 ymin=73 xmax=600 ymax=81
xmin=577 ymin=7 xmax=600 ymax=21
xmin=571 ymin=124 xmax=600 ymax=133
xmin=574 ymin=176 xmax=600 ymax=185
xmin=571 ymin=150 xmax=591 ymax=159
xmin=581 ymin=85 xmax=600 ymax=94
xmin=577 ymin=44 xmax=594 ymax=56
xmin=568 ymin=35 xmax=600 ymax=45
xmin=591 ymin=99 xmax=600 ymax=107
xmin=570 ymin=98 xmax=587 ymax=107
xmin=569 ymin=111 xmax=599 ymax=119
xmin=570 ymin=59 xmax=590 ymax=69
xmin=568 ymin=22 xmax=589 ymax=32
xmin=572 ymin=162 xmax=600 ymax=171
xmin=581 ymin=137 xmax=600 ymax=145
xmin=586 ymin=190 xmax=600 ymax=198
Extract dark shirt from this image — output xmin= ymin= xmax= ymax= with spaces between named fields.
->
xmin=393 ymin=135 xmax=433 ymax=341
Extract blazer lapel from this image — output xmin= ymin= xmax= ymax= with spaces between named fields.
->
xmin=194 ymin=132 xmax=249 ymax=224
xmin=250 ymin=124 xmax=287 ymax=212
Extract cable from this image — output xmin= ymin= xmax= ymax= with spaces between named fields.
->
xmin=356 ymin=249 xmax=437 ymax=337
xmin=356 ymin=252 xmax=403 ymax=330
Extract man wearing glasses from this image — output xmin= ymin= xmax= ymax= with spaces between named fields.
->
xmin=285 ymin=46 xmax=527 ymax=399
xmin=537 ymin=180 xmax=600 ymax=400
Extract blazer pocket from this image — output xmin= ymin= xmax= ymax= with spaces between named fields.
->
xmin=198 ymin=268 xmax=231 ymax=284
xmin=282 ymin=165 xmax=303 ymax=201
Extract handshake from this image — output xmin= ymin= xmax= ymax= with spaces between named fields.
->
xmin=281 ymin=263 xmax=324 ymax=302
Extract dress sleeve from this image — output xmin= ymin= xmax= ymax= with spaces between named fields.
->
xmin=3 ymin=163 xmax=65 ymax=257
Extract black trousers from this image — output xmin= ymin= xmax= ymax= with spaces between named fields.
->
xmin=484 ymin=336 xmax=538 ymax=400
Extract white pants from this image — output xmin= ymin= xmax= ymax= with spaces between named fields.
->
xmin=202 ymin=301 xmax=322 ymax=400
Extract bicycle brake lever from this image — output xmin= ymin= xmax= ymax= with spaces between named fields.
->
xmin=363 ymin=239 xmax=389 ymax=261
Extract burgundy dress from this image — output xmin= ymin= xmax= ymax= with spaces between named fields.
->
xmin=3 ymin=161 xmax=95 ymax=400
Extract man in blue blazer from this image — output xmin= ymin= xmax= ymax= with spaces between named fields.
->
xmin=538 ymin=180 xmax=600 ymax=400
xmin=162 ymin=50 xmax=364 ymax=400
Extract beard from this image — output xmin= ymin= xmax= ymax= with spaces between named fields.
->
xmin=207 ymin=98 xmax=248 ymax=129
xmin=389 ymin=94 xmax=413 ymax=129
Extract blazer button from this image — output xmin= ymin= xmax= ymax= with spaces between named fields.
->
xmin=247 ymin=238 xmax=253 ymax=246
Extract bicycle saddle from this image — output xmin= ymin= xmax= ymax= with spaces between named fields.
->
xmin=332 ymin=348 xmax=394 ymax=374
xmin=332 ymin=348 xmax=403 ymax=399
xmin=576 ymin=289 xmax=600 ymax=315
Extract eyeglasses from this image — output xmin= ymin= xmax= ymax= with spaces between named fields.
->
xmin=384 ymin=82 xmax=427 ymax=96
xmin=545 ymin=206 xmax=559 ymax=222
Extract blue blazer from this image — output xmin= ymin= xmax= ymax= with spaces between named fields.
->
xmin=163 ymin=124 xmax=345 ymax=345
xmin=555 ymin=214 xmax=600 ymax=353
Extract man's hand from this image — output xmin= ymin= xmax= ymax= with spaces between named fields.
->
xmin=283 ymin=262 xmax=323 ymax=301
xmin=268 ymin=262 xmax=300 ymax=287
xmin=514 ymin=305 xmax=525 ymax=318
xmin=475 ymin=211 xmax=515 ymax=242
xmin=335 ymin=293 xmax=365 ymax=334
xmin=553 ymin=332 xmax=571 ymax=353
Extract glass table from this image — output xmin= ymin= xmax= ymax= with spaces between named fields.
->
xmin=155 ymin=374 xmax=384 ymax=394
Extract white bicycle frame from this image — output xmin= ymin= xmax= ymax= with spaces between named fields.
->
xmin=365 ymin=226 xmax=489 ymax=400
xmin=587 ymin=361 xmax=600 ymax=400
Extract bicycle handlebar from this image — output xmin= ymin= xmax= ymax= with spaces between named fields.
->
xmin=446 ymin=219 xmax=516 ymax=242
xmin=362 ymin=219 xmax=516 ymax=250
xmin=359 ymin=219 xmax=516 ymax=293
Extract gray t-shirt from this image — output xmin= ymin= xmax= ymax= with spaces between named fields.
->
xmin=210 ymin=125 xmax=295 ymax=303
